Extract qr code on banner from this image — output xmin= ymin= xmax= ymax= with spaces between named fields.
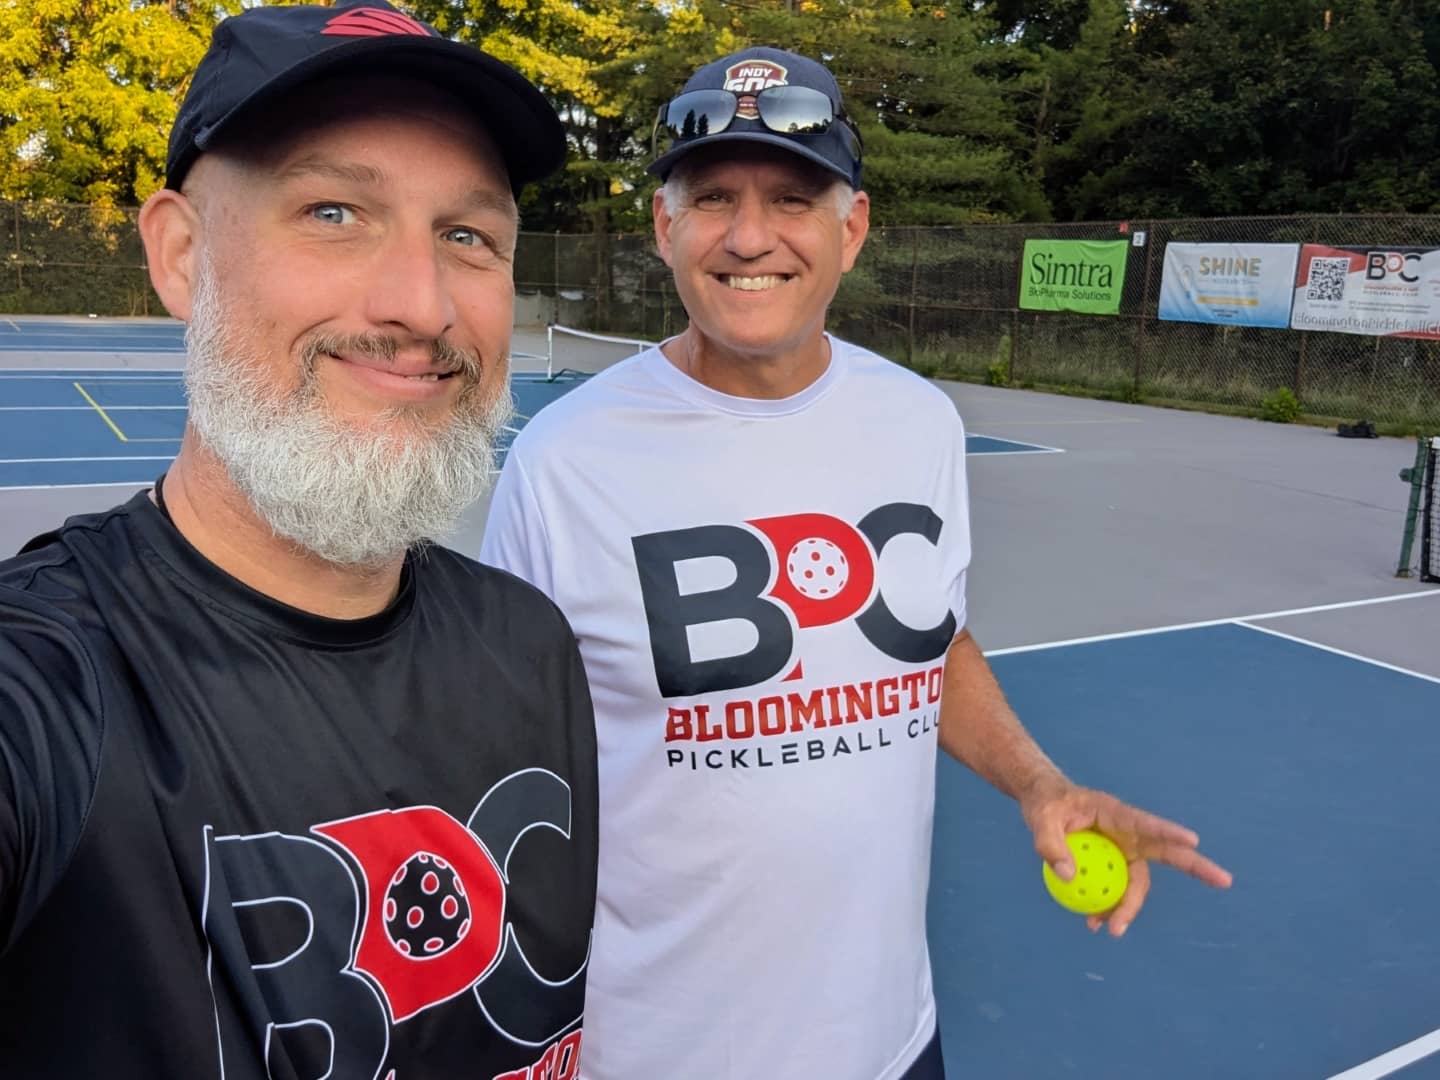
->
xmin=1306 ymin=257 xmax=1351 ymax=301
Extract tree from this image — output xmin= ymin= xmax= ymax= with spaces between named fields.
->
xmin=982 ymin=0 xmax=1095 ymax=50
xmin=0 ymin=0 xmax=224 ymax=206
xmin=682 ymin=0 xmax=1042 ymax=225
xmin=1013 ymin=0 xmax=1145 ymax=220
xmin=1096 ymin=0 xmax=1440 ymax=216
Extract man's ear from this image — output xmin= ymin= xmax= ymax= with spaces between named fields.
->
xmin=839 ymin=189 xmax=870 ymax=274
xmin=137 ymin=188 xmax=204 ymax=321
xmin=653 ymin=186 xmax=676 ymax=268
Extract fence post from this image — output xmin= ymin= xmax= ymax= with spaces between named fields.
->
xmin=552 ymin=230 xmax=561 ymax=326
xmin=1010 ymin=305 xmax=1020 ymax=383
xmin=1132 ymin=219 xmax=1154 ymax=395
xmin=907 ymin=228 xmax=919 ymax=365
xmin=14 ymin=202 xmax=22 ymax=293
xmin=1294 ymin=219 xmax=1320 ymax=400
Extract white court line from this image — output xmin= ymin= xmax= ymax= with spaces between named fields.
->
xmin=969 ymin=448 xmax=1064 ymax=457
xmin=1325 ymin=1028 xmax=1440 ymax=1079
xmin=4 ymin=319 xmax=19 ymax=332
xmin=969 ymin=432 xmax=1066 ymax=453
xmin=1235 ymin=622 xmax=1440 ymax=686
xmin=0 ymin=455 xmax=174 ymax=464
xmin=0 ymin=335 xmax=183 ymax=344
xmin=0 ymin=347 xmax=188 ymax=354
xmin=0 ymin=480 xmax=156 ymax=492
xmin=986 ymin=589 xmax=1440 ymax=657
xmin=0 ymin=373 xmax=183 ymax=380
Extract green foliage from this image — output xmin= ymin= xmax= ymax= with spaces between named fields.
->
xmin=7 ymin=0 xmax=1440 ymax=222
xmin=1260 ymin=386 xmax=1303 ymax=423
xmin=986 ymin=332 xmax=1012 ymax=385
xmin=0 ymin=0 xmax=229 ymax=206
xmin=1083 ymin=0 xmax=1440 ymax=218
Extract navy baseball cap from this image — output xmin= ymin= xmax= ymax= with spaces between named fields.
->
xmin=648 ymin=46 xmax=862 ymax=189
xmin=165 ymin=0 xmax=566 ymax=194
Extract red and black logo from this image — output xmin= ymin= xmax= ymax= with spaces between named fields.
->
xmin=633 ymin=504 xmax=956 ymax=698
xmin=202 ymin=768 xmax=584 ymax=1079
xmin=723 ymin=60 xmax=788 ymax=117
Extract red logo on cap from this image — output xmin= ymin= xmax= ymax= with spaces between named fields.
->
xmin=322 ymin=7 xmax=431 ymax=37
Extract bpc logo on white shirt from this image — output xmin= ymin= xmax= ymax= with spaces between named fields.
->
xmin=632 ymin=505 xmax=956 ymax=698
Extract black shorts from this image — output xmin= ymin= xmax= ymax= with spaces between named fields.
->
xmin=899 ymin=1027 xmax=945 ymax=1079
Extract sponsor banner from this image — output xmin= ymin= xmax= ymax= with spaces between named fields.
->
xmin=1158 ymin=243 xmax=1299 ymax=328
xmin=1290 ymin=245 xmax=1440 ymax=339
xmin=1018 ymin=239 xmax=1128 ymax=315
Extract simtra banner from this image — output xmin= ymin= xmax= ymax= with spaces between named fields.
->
xmin=1158 ymin=243 xmax=1300 ymax=328
xmin=1018 ymin=239 xmax=1128 ymax=315
xmin=1290 ymin=245 xmax=1440 ymax=339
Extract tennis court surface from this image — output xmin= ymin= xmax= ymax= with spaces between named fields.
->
xmin=0 ymin=367 xmax=589 ymax=489
xmin=3 ymin=317 xmax=1439 ymax=1079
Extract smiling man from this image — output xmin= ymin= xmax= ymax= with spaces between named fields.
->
xmin=0 ymin=3 xmax=597 ymax=1077
xmin=481 ymin=47 xmax=1231 ymax=1080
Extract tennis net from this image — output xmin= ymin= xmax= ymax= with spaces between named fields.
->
xmin=544 ymin=324 xmax=656 ymax=379
xmin=1424 ymin=437 xmax=1439 ymax=583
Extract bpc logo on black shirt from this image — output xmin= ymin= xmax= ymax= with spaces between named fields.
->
xmin=632 ymin=504 xmax=957 ymax=698
xmin=202 ymin=768 xmax=585 ymax=1079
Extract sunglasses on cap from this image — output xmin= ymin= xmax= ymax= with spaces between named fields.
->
xmin=652 ymin=85 xmax=863 ymax=163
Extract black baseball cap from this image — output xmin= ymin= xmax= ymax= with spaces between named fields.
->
xmin=647 ymin=46 xmax=861 ymax=189
xmin=165 ymin=0 xmax=566 ymax=195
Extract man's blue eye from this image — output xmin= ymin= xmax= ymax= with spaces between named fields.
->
xmin=311 ymin=204 xmax=355 ymax=225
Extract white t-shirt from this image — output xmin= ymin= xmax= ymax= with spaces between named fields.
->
xmin=481 ymin=336 xmax=972 ymax=1080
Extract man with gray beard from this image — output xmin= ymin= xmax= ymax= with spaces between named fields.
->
xmin=0 ymin=3 xmax=598 ymax=1077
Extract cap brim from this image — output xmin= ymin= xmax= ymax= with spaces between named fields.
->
xmin=171 ymin=36 xmax=565 ymax=194
xmin=647 ymin=130 xmax=855 ymax=188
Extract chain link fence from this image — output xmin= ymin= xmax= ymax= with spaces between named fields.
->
xmin=519 ymin=215 xmax=1440 ymax=433
xmin=6 ymin=200 xmax=1438 ymax=431
xmin=2 ymin=202 xmax=159 ymax=317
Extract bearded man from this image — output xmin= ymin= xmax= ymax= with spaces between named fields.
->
xmin=0 ymin=4 xmax=597 ymax=1077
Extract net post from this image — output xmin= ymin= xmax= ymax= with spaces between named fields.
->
xmin=1422 ymin=436 xmax=1440 ymax=583
xmin=1395 ymin=434 xmax=1428 ymax=576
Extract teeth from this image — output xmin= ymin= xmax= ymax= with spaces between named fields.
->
xmin=723 ymin=275 xmax=785 ymax=291
xmin=406 ymin=373 xmax=441 ymax=381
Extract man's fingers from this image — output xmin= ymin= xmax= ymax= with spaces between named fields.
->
xmin=1151 ymin=843 xmax=1234 ymax=888
xmin=1103 ymin=802 xmax=1200 ymax=849
xmin=1031 ymin=806 xmax=1082 ymax=881
xmin=1032 ymin=813 xmax=1076 ymax=879
xmin=1107 ymin=859 xmax=1150 ymax=937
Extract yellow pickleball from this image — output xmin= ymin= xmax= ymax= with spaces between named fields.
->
xmin=1042 ymin=829 xmax=1129 ymax=915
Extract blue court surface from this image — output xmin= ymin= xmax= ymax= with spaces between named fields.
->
xmin=0 ymin=367 xmax=1057 ymax=489
xmin=0 ymin=318 xmax=186 ymax=353
xmin=929 ymin=615 xmax=1440 ymax=1079
xmin=0 ymin=368 xmax=584 ymax=489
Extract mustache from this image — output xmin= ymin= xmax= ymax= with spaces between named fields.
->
xmin=299 ymin=332 xmax=484 ymax=380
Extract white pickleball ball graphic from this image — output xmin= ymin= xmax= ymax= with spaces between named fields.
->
xmin=786 ymin=537 xmax=849 ymax=599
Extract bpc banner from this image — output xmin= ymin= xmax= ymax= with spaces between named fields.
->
xmin=1289 ymin=245 xmax=1440 ymax=340
xmin=1157 ymin=243 xmax=1300 ymax=328
xmin=1018 ymin=239 xmax=1128 ymax=315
